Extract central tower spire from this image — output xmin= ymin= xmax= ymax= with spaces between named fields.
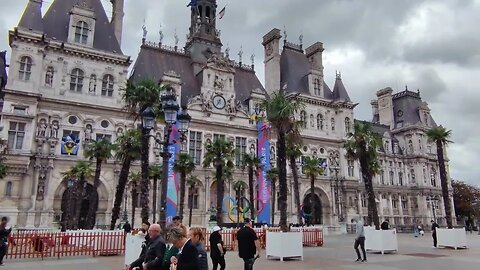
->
xmin=185 ymin=0 xmax=223 ymax=61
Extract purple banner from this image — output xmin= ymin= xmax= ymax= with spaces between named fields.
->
xmin=166 ymin=125 xmax=180 ymax=225
xmin=257 ymin=121 xmax=271 ymax=224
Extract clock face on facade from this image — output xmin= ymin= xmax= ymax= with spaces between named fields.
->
xmin=213 ymin=95 xmax=226 ymax=109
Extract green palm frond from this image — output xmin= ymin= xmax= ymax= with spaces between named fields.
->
xmin=115 ymin=129 xmax=142 ymax=161
xmin=302 ymin=157 xmax=325 ymax=178
xmin=427 ymin=126 xmax=453 ymax=145
xmin=84 ymin=139 xmax=116 ymax=162
xmin=61 ymin=160 xmax=94 ymax=180
xmin=173 ymin=153 xmax=196 ymax=175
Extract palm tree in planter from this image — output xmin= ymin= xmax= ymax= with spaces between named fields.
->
xmin=61 ymin=160 xmax=93 ymax=229
xmin=286 ymin=135 xmax=304 ymax=225
xmin=302 ymin=157 xmax=325 ymax=225
xmin=233 ymin=180 xmax=248 ymax=227
xmin=266 ymin=167 xmax=279 ymax=225
xmin=173 ymin=153 xmax=195 ymax=218
xmin=149 ymin=165 xmax=162 ymax=223
xmin=427 ymin=126 xmax=454 ymax=228
xmin=186 ymin=175 xmax=203 ymax=227
xmin=84 ymin=139 xmax=116 ymax=228
xmin=122 ymin=79 xmax=168 ymax=223
xmin=203 ymin=138 xmax=235 ymax=225
xmin=110 ymin=129 xmax=142 ymax=230
xmin=344 ymin=121 xmax=381 ymax=229
xmin=129 ymin=172 xmax=141 ymax=227
xmin=261 ymin=91 xmax=305 ymax=232
xmin=241 ymin=153 xmax=261 ymax=220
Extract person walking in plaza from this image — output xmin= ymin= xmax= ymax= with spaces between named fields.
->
xmin=168 ymin=226 xmax=199 ymax=270
xmin=380 ymin=219 xmax=389 ymax=230
xmin=189 ymin=227 xmax=209 ymax=270
xmin=351 ymin=217 xmax=366 ymax=262
xmin=126 ymin=221 xmax=151 ymax=270
xmin=236 ymin=218 xmax=261 ymax=270
xmin=431 ymin=219 xmax=440 ymax=248
xmin=0 ymin=217 xmax=12 ymax=266
xmin=209 ymin=226 xmax=226 ymax=270
xmin=130 ymin=223 xmax=166 ymax=270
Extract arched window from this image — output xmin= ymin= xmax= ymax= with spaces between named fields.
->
xmin=75 ymin=21 xmax=89 ymax=44
xmin=19 ymin=56 xmax=33 ymax=81
xmin=89 ymin=74 xmax=97 ymax=93
xmin=389 ymin=171 xmax=394 ymax=185
xmin=45 ymin=66 xmax=54 ymax=87
xmin=70 ymin=68 xmax=84 ymax=92
xmin=300 ymin=111 xmax=307 ymax=129
xmin=317 ymin=114 xmax=324 ymax=130
xmin=331 ymin=118 xmax=335 ymax=131
xmin=5 ymin=181 xmax=13 ymax=197
xmin=101 ymin=74 xmax=114 ymax=97
xmin=408 ymin=140 xmax=414 ymax=154
xmin=410 ymin=169 xmax=416 ymax=183
xmin=380 ymin=170 xmax=385 ymax=185
xmin=345 ymin=117 xmax=351 ymax=134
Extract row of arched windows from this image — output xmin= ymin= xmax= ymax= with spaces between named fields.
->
xmin=299 ymin=111 xmax=351 ymax=133
xmin=70 ymin=69 xmax=114 ymax=96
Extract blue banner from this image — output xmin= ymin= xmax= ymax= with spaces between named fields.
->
xmin=166 ymin=125 xmax=180 ymax=225
xmin=257 ymin=121 xmax=271 ymax=224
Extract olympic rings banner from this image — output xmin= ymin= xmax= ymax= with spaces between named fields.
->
xmin=257 ymin=121 xmax=271 ymax=224
xmin=166 ymin=125 xmax=180 ymax=225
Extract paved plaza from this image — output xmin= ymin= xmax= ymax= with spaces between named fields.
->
xmin=4 ymin=233 xmax=480 ymax=270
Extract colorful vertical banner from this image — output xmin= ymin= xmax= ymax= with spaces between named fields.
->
xmin=257 ymin=121 xmax=271 ymax=224
xmin=165 ymin=125 xmax=180 ymax=225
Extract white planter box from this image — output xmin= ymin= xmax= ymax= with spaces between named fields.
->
xmin=436 ymin=228 xmax=468 ymax=249
xmin=124 ymin=233 xmax=146 ymax=266
xmin=266 ymin=231 xmax=303 ymax=261
xmin=364 ymin=227 xmax=398 ymax=254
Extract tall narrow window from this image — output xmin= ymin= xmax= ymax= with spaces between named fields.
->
xmin=300 ymin=111 xmax=307 ymax=129
xmin=188 ymin=187 xmax=200 ymax=209
xmin=70 ymin=68 xmax=84 ymax=92
xmin=235 ymin=137 xmax=247 ymax=167
xmin=101 ymin=74 xmax=114 ymax=97
xmin=399 ymin=172 xmax=404 ymax=186
xmin=317 ymin=114 xmax=324 ymax=130
xmin=389 ymin=171 xmax=394 ymax=185
xmin=345 ymin=117 xmax=351 ymax=134
xmin=380 ymin=170 xmax=385 ymax=185
xmin=410 ymin=169 xmax=416 ymax=183
xmin=189 ymin=131 xmax=203 ymax=165
xmin=408 ymin=140 xmax=414 ymax=154
xmin=5 ymin=181 xmax=13 ymax=197
xmin=7 ymin=122 xmax=26 ymax=150
xmin=75 ymin=21 xmax=89 ymax=44
xmin=347 ymin=159 xmax=355 ymax=177
xmin=19 ymin=56 xmax=32 ymax=81
xmin=313 ymin=78 xmax=321 ymax=95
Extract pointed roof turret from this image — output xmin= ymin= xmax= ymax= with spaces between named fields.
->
xmin=332 ymin=71 xmax=351 ymax=102
xmin=18 ymin=0 xmax=44 ymax=33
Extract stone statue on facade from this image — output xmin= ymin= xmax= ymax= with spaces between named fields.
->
xmin=50 ymin=121 xmax=59 ymax=138
xmin=85 ymin=125 xmax=93 ymax=142
xmin=45 ymin=67 xmax=54 ymax=87
xmin=37 ymin=119 xmax=48 ymax=137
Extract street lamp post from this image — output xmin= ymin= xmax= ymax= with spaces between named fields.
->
xmin=142 ymin=88 xmax=191 ymax=232
xmin=427 ymin=193 xmax=438 ymax=222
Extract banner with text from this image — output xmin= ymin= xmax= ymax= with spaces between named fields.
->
xmin=257 ymin=121 xmax=271 ymax=224
xmin=166 ymin=125 xmax=180 ymax=225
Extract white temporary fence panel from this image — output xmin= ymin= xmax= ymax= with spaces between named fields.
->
xmin=124 ymin=233 xmax=146 ymax=266
xmin=266 ymin=231 xmax=303 ymax=261
xmin=364 ymin=227 xmax=398 ymax=254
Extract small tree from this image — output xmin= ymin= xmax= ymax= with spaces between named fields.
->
xmin=427 ymin=126 xmax=454 ymax=228
xmin=452 ymin=180 xmax=480 ymax=223
xmin=302 ymin=157 xmax=325 ymax=225
xmin=173 ymin=153 xmax=195 ymax=218
xmin=344 ymin=121 xmax=381 ymax=229
xmin=266 ymin=168 xmax=279 ymax=225
xmin=203 ymin=138 xmax=235 ymax=225
xmin=241 ymin=154 xmax=261 ymax=220
xmin=287 ymin=134 xmax=304 ymax=225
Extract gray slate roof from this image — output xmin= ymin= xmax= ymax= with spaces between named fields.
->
xmin=19 ymin=0 xmax=122 ymax=54
xmin=130 ymin=45 xmax=265 ymax=106
xmin=18 ymin=0 xmax=44 ymax=33
xmin=279 ymin=45 xmax=344 ymax=100
xmin=392 ymin=90 xmax=437 ymax=127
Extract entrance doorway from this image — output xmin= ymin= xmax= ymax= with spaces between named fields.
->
xmin=303 ymin=193 xmax=323 ymax=224
xmin=61 ymin=183 xmax=98 ymax=230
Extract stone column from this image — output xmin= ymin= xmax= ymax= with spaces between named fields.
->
xmin=398 ymin=195 xmax=404 ymax=225
xmin=388 ymin=194 xmax=394 ymax=217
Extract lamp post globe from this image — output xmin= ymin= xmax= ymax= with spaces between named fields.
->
xmin=142 ymin=106 xmax=156 ymax=130
xmin=177 ymin=107 xmax=192 ymax=133
xmin=163 ymin=101 xmax=179 ymax=125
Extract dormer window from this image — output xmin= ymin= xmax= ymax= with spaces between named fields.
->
xmin=19 ymin=56 xmax=32 ymax=81
xmin=101 ymin=74 xmax=114 ymax=97
xmin=313 ymin=78 xmax=321 ymax=95
xmin=75 ymin=21 xmax=89 ymax=44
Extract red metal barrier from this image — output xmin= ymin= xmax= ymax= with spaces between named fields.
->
xmin=6 ymin=231 xmax=126 ymax=260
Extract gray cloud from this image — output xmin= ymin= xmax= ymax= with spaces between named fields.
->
xmin=1 ymin=0 xmax=479 ymax=185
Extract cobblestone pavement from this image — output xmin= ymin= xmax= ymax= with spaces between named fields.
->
xmin=4 ymin=233 xmax=480 ymax=270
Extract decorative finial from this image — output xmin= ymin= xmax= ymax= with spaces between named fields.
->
xmin=225 ymin=45 xmax=230 ymax=58
xmin=159 ymin=24 xmax=164 ymax=44
xmin=336 ymin=70 xmax=341 ymax=79
xmin=299 ymin=33 xmax=304 ymax=46
xmin=238 ymin=46 xmax=243 ymax=63
xmin=250 ymin=53 xmax=255 ymax=66
xmin=283 ymin=25 xmax=288 ymax=44
xmin=142 ymin=23 xmax=148 ymax=40
xmin=174 ymin=28 xmax=179 ymax=48
xmin=417 ymin=89 xmax=421 ymax=95
xmin=405 ymin=85 xmax=408 ymax=91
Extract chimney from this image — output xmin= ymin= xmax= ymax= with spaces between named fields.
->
xmin=371 ymin=100 xmax=379 ymax=123
xmin=376 ymin=87 xmax=395 ymax=128
xmin=305 ymin=42 xmax=325 ymax=96
xmin=262 ymin=28 xmax=282 ymax=95
xmin=111 ymin=0 xmax=124 ymax=45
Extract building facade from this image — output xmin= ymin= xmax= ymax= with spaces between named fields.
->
xmin=0 ymin=0 xmax=452 ymax=228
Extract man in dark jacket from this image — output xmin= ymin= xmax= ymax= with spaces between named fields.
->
xmin=0 ymin=217 xmax=12 ymax=266
xmin=431 ymin=220 xmax=440 ymax=247
xmin=381 ymin=219 xmax=390 ymax=230
xmin=168 ymin=227 xmax=198 ymax=270
xmin=141 ymin=224 xmax=166 ymax=270
xmin=237 ymin=218 xmax=261 ymax=270
xmin=209 ymin=226 xmax=226 ymax=270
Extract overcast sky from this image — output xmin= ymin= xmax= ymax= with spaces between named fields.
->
xmin=1 ymin=0 xmax=479 ymax=186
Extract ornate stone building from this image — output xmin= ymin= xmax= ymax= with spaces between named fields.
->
xmin=0 ymin=0 xmax=452 ymax=228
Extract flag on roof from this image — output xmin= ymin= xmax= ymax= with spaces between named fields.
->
xmin=218 ymin=6 xmax=226 ymax=19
